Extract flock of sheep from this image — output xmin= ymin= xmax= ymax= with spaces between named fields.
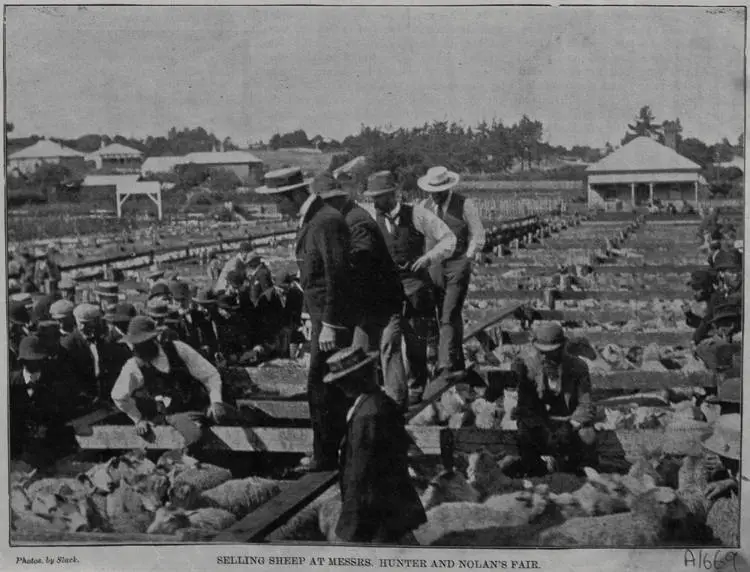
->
xmin=10 ymin=440 xmax=737 ymax=546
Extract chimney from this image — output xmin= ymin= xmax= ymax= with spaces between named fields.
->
xmin=664 ymin=121 xmax=677 ymax=150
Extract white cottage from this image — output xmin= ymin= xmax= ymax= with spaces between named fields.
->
xmin=586 ymin=137 xmax=702 ymax=210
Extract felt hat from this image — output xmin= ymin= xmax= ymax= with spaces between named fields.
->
xmin=323 ymin=346 xmax=379 ymax=383
xmin=417 ymin=166 xmax=460 ymax=193
xmin=532 ymin=322 xmax=566 ymax=352
xmin=49 ymin=299 xmax=75 ymax=320
xmin=95 ymin=281 xmax=120 ymax=298
xmin=120 ymin=316 xmax=163 ymax=345
xmin=148 ymin=282 xmax=172 ymax=300
xmin=711 ymin=304 xmax=741 ymax=324
xmin=702 ymin=414 xmax=740 ymax=460
xmin=30 ymin=295 xmax=53 ymax=324
xmin=363 ymin=170 xmax=398 ymax=197
xmin=706 ymin=378 xmax=741 ymax=405
xmin=58 ymin=276 xmax=77 ymax=291
xmin=105 ymin=302 xmax=137 ymax=325
xmin=714 ymin=250 xmax=742 ymax=272
xmin=193 ymin=288 xmax=217 ymax=305
xmin=315 ymin=173 xmax=349 ymax=200
xmin=18 ymin=335 xmax=50 ymax=361
xmin=73 ymin=304 xmax=102 ymax=323
xmin=146 ymin=298 xmax=170 ymax=319
xmin=9 ymin=301 xmax=30 ymax=325
xmin=169 ymin=280 xmax=191 ymax=301
xmin=256 ymin=167 xmax=312 ymax=195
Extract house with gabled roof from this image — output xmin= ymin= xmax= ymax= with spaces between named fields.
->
xmin=586 ymin=136 xmax=703 ymax=209
xmin=8 ymin=139 xmax=87 ymax=175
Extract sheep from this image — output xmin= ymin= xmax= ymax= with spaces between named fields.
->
xmin=538 ymin=486 xmax=713 ymax=547
xmin=267 ymin=486 xmax=339 ymax=542
xmin=199 ymin=477 xmax=281 ymax=518
xmin=147 ymin=505 xmax=237 ymax=535
xmin=706 ymin=495 xmax=739 ymax=546
xmin=27 ymin=490 xmax=99 ymax=533
xmin=106 ymin=481 xmax=158 ymax=533
xmin=419 ymin=470 xmax=480 ymax=511
xmin=169 ymin=462 xmax=233 ymax=494
xmin=676 ymin=454 xmax=711 ymax=522
xmin=26 ymin=478 xmax=91 ymax=501
xmin=80 ymin=451 xmax=158 ymax=494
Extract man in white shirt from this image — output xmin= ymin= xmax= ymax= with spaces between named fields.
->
xmin=111 ymin=316 xmax=230 ymax=445
xmin=213 ymin=241 xmax=255 ymax=293
xmin=364 ymin=171 xmax=456 ymax=405
xmin=418 ymin=166 xmax=486 ymax=375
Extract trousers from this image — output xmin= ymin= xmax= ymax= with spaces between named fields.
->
xmin=352 ymin=311 xmax=407 ymax=411
xmin=432 ymin=257 xmax=472 ymax=372
xmin=400 ymin=277 xmax=436 ymax=401
xmin=309 ymin=319 xmax=353 ymax=467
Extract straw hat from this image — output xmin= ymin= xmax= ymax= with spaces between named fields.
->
xmin=702 ymin=414 xmax=740 ymax=460
xmin=417 ymin=166 xmax=460 ymax=193
xmin=323 ymin=346 xmax=379 ymax=383
xmin=256 ymin=167 xmax=312 ymax=195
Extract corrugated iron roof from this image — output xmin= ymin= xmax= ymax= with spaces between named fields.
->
xmin=587 ymin=137 xmax=701 ymax=173
xmin=183 ymin=150 xmax=263 ymax=165
xmin=89 ymin=143 xmax=143 ymax=157
xmin=141 ymin=156 xmax=184 ymax=174
xmin=9 ymin=140 xmax=85 ymax=159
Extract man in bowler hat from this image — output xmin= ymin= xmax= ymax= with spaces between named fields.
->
xmin=257 ymin=167 xmax=353 ymax=471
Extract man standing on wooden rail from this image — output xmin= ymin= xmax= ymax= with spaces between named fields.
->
xmin=325 ymin=346 xmax=426 ymax=544
xmin=364 ymin=170 xmax=456 ymax=406
xmin=257 ymin=167 xmax=353 ymax=472
xmin=419 ymin=166 xmax=485 ymax=376
xmin=511 ymin=322 xmax=597 ymax=477
xmin=110 ymin=316 xmax=232 ymax=447
xmin=317 ymin=173 xmax=408 ymax=410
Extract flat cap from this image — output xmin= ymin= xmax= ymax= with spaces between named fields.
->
xmin=49 ymin=299 xmax=75 ymax=319
xmin=73 ymin=303 xmax=103 ymax=322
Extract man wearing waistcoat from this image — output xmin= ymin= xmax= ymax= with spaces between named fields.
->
xmin=419 ymin=166 xmax=485 ymax=374
xmin=257 ymin=167 xmax=354 ymax=471
xmin=365 ymin=171 xmax=456 ymax=405
xmin=317 ymin=173 xmax=408 ymax=410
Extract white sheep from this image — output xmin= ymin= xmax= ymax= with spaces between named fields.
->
xmin=199 ymin=477 xmax=281 ymax=518
xmin=170 ymin=463 xmax=233 ymax=494
xmin=676 ymin=454 xmax=711 ymax=522
xmin=419 ymin=470 xmax=481 ymax=511
xmin=106 ymin=481 xmax=158 ymax=533
xmin=147 ymin=505 xmax=237 ymax=535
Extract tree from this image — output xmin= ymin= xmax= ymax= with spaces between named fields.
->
xmin=604 ymin=141 xmax=615 ymax=156
xmin=621 ymin=105 xmax=662 ymax=146
xmin=679 ymin=137 xmax=713 ymax=168
xmin=659 ymin=118 xmax=683 ymax=149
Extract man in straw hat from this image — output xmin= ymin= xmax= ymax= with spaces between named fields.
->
xmin=511 ymin=322 xmax=596 ymax=476
xmin=257 ymin=166 xmax=354 ymax=471
xmin=318 ymin=172 xmax=408 ymax=409
xmin=214 ymin=240 xmax=256 ymax=293
xmin=324 ymin=347 xmax=426 ymax=544
xmin=364 ymin=170 xmax=456 ymax=406
xmin=111 ymin=316 xmax=231 ymax=445
xmin=418 ymin=166 xmax=485 ymax=375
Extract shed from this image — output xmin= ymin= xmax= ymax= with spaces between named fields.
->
xmin=182 ymin=150 xmax=264 ymax=182
xmin=586 ymin=137 xmax=703 ymax=210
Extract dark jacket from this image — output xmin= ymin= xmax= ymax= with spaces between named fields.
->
xmin=513 ymin=348 xmax=594 ymax=426
xmin=247 ymin=263 xmax=275 ymax=306
xmin=342 ymin=200 xmax=403 ymax=319
xmin=337 ymin=390 xmax=427 ymax=543
xmin=693 ymin=289 xmax=742 ymax=344
xmin=296 ymin=197 xmax=353 ymax=327
xmin=60 ymin=329 xmax=99 ymax=399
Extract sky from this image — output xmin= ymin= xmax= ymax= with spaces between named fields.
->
xmin=5 ymin=5 xmax=746 ymax=149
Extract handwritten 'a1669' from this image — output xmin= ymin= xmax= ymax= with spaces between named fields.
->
xmin=684 ymin=550 xmax=740 ymax=572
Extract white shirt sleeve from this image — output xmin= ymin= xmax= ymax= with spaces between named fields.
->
xmin=411 ymin=204 xmax=457 ymax=264
xmin=173 ymin=341 xmax=223 ymax=404
xmin=213 ymin=257 xmax=238 ymax=293
xmin=111 ymin=358 xmax=146 ymax=424
xmin=463 ymin=198 xmax=486 ymax=258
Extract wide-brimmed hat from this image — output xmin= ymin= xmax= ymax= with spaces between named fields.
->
xmin=256 ymin=167 xmax=312 ymax=195
xmin=49 ymin=299 xmax=75 ymax=320
xmin=95 ymin=281 xmax=119 ymax=298
xmin=193 ymin=288 xmax=217 ymax=305
xmin=711 ymin=304 xmax=741 ymax=324
xmin=314 ymin=173 xmax=349 ymax=200
xmin=532 ymin=322 xmax=566 ymax=352
xmin=169 ymin=280 xmax=191 ymax=301
xmin=148 ymin=282 xmax=172 ymax=300
xmin=9 ymin=301 xmax=30 ymax=325
xmin=714 ymin=250 xmax=742 ymax=272
xmin=120 ymin=315 xmax=163 ymax=345
xmin=146 ymin=297 xmax=170 ymax=319
xmin=73 ymin=304 xmax=103 ymax=323
xmin=417 ymin=166 xmax=460 ymax=193
xmin=702 ymin=414 xmax=740 ymax=460
xmin=363 ymin=171 xmax=398 ymax=197
xmin=323 ymin=346 xmax=379 ymax=383
xmin=18 ymin=335 xmax=51 ymax=361
xmin=706 ymin=378 xmax=741 ymax=405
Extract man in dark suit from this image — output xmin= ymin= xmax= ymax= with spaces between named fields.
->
xmin=512 ymin=323 xmax=596 ymax=477
xmin=318 ymin=174 xmax=408 ymax=410
xmin=61 ymin=304 xmax=106 ymax=409
xmin=257 ymin=167 xmax=353 ymax=471
xmin=324 ymin=346 xmax=426 ymax=544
